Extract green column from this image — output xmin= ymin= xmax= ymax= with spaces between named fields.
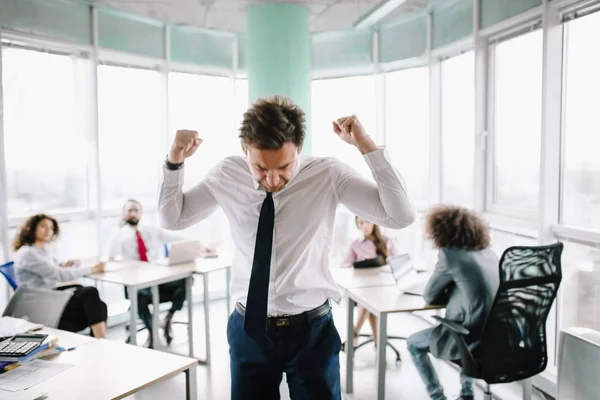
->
xmin=246 ymin=3 xmax=311 ymax=154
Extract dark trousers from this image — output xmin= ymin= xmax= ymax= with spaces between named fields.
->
xmin=137 ymin=279 xmax=186 ymax=332
xmin=227 ymin=308 xmax=342 ymax=400
xmin=55 ymin=285 xmax=108 ymax=334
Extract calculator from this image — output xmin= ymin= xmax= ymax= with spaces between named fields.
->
xmin=0 ymin=333 xmax=48 ymax=360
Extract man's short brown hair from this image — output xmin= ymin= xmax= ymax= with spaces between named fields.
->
xmin=239 ymin=95 xmax=305 ymax=150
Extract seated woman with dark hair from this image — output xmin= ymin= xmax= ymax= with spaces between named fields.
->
xmin=13 ymin=214 xmax=108 ymax=338
xmin=407 ymin=205 xmax=499 ymax=400
xmin=342 ymin=216 xmax=397 ymax=347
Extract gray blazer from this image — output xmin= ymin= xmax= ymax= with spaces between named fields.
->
xmin=425 ymin=247 xmax=499 ymax=360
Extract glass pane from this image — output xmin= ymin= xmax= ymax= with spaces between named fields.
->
xmin=311 ymin=76 xmax=377 ymax=178
xmin=98 ymin=65 xmax=164 ymax=210
xmin=8 ymin=219 xmax=97 ymax=261
xmin=493 ymin=30 xmax=543 ymax=209
xmin=560 ymin=241 xmax=600 ymax=332
xmin=2 ymin=48 xmax=86 ymax=215
xmin=562 ymin=12 xmax=600 ymax=228
xmin=385 ymin=67 xmax=430 ymax=203
xmin=441 ymin=52 xmax=475 ymax=207
xmin=235 ymin=78 xmax=249 ymax=131
xmin=168 ymin=73 xmax=238 ymax=190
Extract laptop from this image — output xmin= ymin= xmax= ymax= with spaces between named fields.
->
xmin=155 ymin=239 xmax=205 ymax=266
xmin=387 ymin=253 xmax=426 ymax=296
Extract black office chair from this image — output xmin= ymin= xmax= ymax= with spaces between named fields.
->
xmin=348 ymin=332 xmax=403 ymax=362
xmin=433 ymin=242 xmax=563 ymax=400
xmin=125 ymin=286 xmax=189 ymax=346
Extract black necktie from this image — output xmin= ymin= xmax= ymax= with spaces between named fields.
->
xmin=243 ymin=192 xmax=275 ymax=338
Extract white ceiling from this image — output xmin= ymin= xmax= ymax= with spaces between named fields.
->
xmin=92 ymin=0 xmax=431 ymax=33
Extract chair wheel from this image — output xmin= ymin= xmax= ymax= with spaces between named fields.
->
xmin=125 ymin=336 xmax=131 ymax=344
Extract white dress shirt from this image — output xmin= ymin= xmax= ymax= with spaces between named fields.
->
xmin=158 ymin=148 xmax=415 ymax=315
xmin=104 ymin=223 xmax=181 ymax=262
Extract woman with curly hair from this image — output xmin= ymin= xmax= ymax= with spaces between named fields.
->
xmin=13 ymin=214 xmax=108 ymax=338
xmin=407 ymin=205 xmax=499 ymax=400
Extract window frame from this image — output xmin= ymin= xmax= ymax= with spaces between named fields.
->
xmin=1 ymin=44 xmax=94 ymax=218
xmin=484 ymin=25 xmax=544 ymax=220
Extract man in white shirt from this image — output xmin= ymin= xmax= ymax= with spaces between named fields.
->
xmin=104 ymin=199 xmax=187 ymax=348
xmin=158 ymin=95 xmax=415 ymax=399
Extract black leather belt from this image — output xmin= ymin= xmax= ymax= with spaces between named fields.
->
xmin=235 ymin=300 xmax=331 ymax=328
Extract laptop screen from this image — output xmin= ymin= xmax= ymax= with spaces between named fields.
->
xmin=388 ymin=254 xmax=414 ymax=283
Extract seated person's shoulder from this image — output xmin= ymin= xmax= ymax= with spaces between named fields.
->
xmin=13 ymin=245 xmax=39 ymax=264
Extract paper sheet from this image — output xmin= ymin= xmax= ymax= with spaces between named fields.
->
xmin=0 ymin=388 xmax=47 ymax=400
xmin=0 ymin=360 xmax=73 ymax=392
xmin=0 ymin=317 xmax=43 ymax=339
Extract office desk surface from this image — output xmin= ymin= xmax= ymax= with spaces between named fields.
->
xmin=188 ymin=255 xmax=232 ymax=274
xmin=331 ymin=266 xmax=395 ymax=290
xmin=90 ymin=262 xmax=193 ymax=287
xmin=38 ymin=327 xmax=97 ymax=348
xmin=347 ymin=285 xmax=443 ymax=314
xmin=35 ymin=337 xmax=197 ymax=399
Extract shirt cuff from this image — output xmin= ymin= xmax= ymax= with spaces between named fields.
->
xmin=162 ymin=164 xmax=185 ymax=186
xmin=363 ymin=147 xmax=392 ymax=171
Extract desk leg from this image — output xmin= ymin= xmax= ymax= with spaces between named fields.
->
xmin=185 ymin=365 xmax=198 ymax=400
xmin=522 ymin=378 xmax=532 ymax=400
xmin=128 ymin=286 xmax=138 ymax=346
xmin=225 ymin=266 xmax=231 ymax=316
xmin=376 ymin=313 xmax=388 ymax=400
xmin=345 ymin=297 xmax=355 ymax=394
xmin=203 ymin=273 xmax=211 ymax=365
xmin=186 ymin=276 xmax=194 ymax=358
xmin=151 ymin=285 xmax=160 ymax=350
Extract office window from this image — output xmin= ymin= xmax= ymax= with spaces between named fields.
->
xmin=168 ymin=73 xmax=237 ymax=189
xmin=560 ymin=241 xmax=600 ymax=333
xmin=312 ymin=75 xmax=377 ymax=178
xmin=385 ymin=67 xmax=430 ymax=203
xmin=441 ymin=52 xmax=475 ymax=208
xmin=562 ymin=11 xmax=600 ymax=229
xmin=2 ymin=48 xmax=86 ymax=216
xmin=235 ymin=78 xmax=249 ymax=131
xmin=492 ymin=30 xmax=542 ymax=210
xmin=98 ymin=65 xmax=164 ymax=210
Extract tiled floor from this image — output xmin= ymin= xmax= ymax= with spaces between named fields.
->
xmin=106 ymin=298 xmax=547 ymax=400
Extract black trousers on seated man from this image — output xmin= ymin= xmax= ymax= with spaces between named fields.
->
xmin=134 ymin=279 xmax=186 ymax=332
xmin=228 ymin=301 xmax=342 ymax=400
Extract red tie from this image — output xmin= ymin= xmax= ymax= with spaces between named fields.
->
xmin=136 ymin=230 xmax=148 ymax=262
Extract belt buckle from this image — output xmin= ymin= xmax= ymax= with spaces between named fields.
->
xmin=275 ymin=316 xmax=291 ymax=327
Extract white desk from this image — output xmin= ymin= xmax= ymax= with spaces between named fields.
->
xmin=331 ymin=266 xmax=396 ymax=291
xmin=179 ymin=255 xmax=232 ymax=366
xmin=30 ymin=330 xmax=198 ymax=399
xmin=345 ymin=285 xmax=443 ymax=400
xmin=90 ymin=262 xmax=195 ymax=355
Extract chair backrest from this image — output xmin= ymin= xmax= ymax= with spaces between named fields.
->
xmin=0 ymin=261 xmax=18 ymax=291
xmin=476 ymin=242 xmax=563 ymax=383
xmin=2 ymin=287 xmax=73 ymax=328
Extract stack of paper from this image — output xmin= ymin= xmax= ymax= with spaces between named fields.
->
xmin=0 ymin=317 xmax=43 ymax=339
xmin=0 ymin=359 xmax=72 ymax=392
xmin=0 ymin=388 xmax=47 ymax=399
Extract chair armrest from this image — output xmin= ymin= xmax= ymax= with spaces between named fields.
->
xmin=432 ymin=316 xmax=470 ymax=335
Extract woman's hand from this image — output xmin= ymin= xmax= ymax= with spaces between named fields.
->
xmin=61 ymin=260 xmax=80 ymax=268
xmin=91 ymin=262 xmax=105 ymax=274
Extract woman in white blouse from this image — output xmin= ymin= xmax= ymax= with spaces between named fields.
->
xmin=13 ymin=214 xmax=108 ymax=338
